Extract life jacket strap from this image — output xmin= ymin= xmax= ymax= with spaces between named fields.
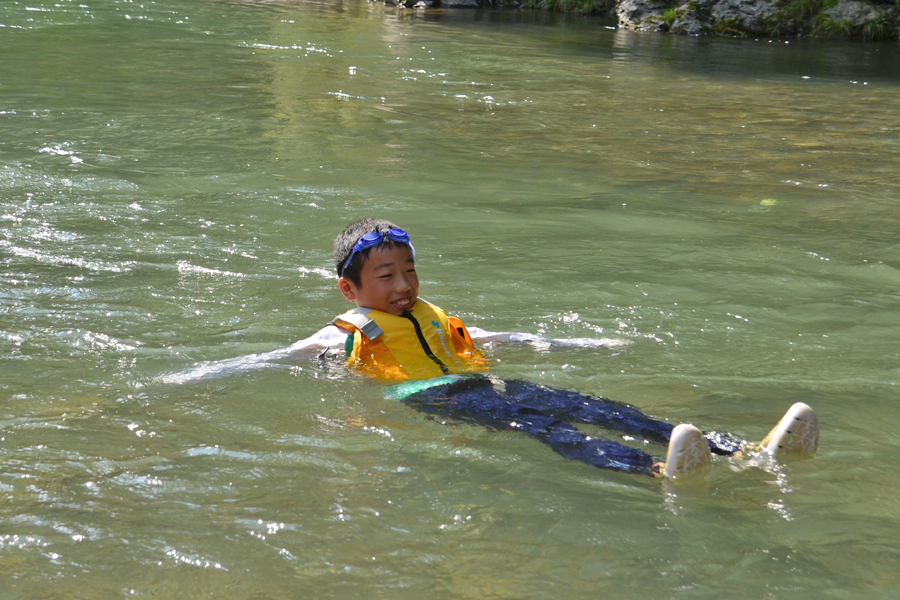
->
xmin=401 ymin=310 xmax=450 ymax=375
xmin=334 ymin=308 xmax=384 ymax=340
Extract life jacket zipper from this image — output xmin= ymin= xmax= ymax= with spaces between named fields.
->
xmin=402 ymin=311 xmax=450 ymax=375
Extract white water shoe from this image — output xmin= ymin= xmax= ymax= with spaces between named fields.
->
xmin=664 ymin=424 xmax=712 ymax=479
xmin=758 ymin=402 xmax=818 ymax=456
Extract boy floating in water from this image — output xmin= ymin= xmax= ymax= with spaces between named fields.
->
xmin=166 ymin=217 xmax=819 ymax=478
xmin=327 ymin=218 xmax=818 ymax=477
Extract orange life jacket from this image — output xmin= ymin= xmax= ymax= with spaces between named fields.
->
xmin=333 ymin=300 xmax=488 ymax=383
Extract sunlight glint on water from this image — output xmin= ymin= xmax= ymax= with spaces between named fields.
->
xmin=1 ymin=1 xmax=899 ymax=598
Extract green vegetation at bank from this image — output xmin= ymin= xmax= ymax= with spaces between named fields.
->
xmin=766 ymin=0 xmax=897 ymax=39
xmin=521 ymin=0 xmax=616 ymax=16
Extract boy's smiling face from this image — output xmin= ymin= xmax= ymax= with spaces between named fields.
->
xmin=338 ymin=244 xmax=419 ymax=316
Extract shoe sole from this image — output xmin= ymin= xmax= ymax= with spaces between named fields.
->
xmin=664 ymin=424 xmax=712 ymax=479
xmin=760 ymin=402 xmax=818 ymax=455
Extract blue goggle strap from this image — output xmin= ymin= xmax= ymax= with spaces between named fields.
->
xmin=341 ymin=228 xmax=415 ymax=274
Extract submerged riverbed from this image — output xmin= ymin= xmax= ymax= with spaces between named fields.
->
xmin=2 ymin=1 xmax=900 ymax=598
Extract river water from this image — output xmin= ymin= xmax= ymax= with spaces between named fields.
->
xmin=2 ymin=0 xmax=899 ymax=597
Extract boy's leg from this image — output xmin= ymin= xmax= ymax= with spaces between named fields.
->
xmin=406 ymin=377 xmax=657 ymax=475
xmin=403 ymin=378 xmax=815 ymax=475
xmin=499 ymin=380 xmax=743 ymax=456
xmin=501 ymin=380 xmax=674 ymax=443
xmin=539 ymin=421 xmax=656 ymax=474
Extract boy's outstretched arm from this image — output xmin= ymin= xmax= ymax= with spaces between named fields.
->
xmin=159 ymin=322 xmax=628 ymax=386
xmin=467 ymin=326 xmax=631 ymax=351
xmin=157 ymin=325 xmax=348 ymax=385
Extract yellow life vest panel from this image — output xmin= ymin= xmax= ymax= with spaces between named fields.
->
xmin=332 ymin=300 xmax=488 ymax=383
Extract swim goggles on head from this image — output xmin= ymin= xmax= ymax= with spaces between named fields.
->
xmin=341 ymin=228 xmax=416 ymax=274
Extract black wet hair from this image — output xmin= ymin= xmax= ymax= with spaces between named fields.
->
xmin=334 ymin=217 xmax=412 ymax=287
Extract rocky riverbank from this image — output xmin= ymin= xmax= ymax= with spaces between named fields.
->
xmin=616 ymin=0 xmax=898 ymax=38
xmin=376 ymin=0 xmax=900 ymax=40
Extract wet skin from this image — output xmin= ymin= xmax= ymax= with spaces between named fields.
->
xmin=338 ymin=245 xmax=419 ymax=316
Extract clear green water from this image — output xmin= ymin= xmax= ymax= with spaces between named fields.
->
xmin=2 ymin=1 xmax=900 ymax=597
